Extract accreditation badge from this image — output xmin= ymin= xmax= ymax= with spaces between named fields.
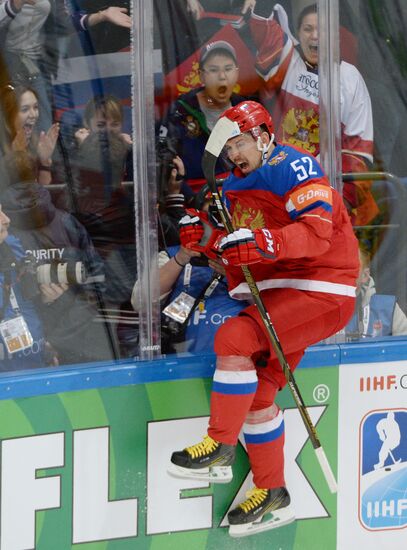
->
xmin=0 ymin=316 xmax=34 ymax=354
xmin=162 ymin=291 xmax=196 ymax=323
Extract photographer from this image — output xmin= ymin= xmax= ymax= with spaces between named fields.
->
xmin=0 ymin=152 xmax=118 ymax=365
xmin=0 ymin=205 xmax=57 ymax=371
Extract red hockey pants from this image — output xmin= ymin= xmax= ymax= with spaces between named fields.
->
xmin=208 ymin=288 xmax=355 ymax=488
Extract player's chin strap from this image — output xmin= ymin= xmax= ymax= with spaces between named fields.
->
xmin=256 ymin=134 xmax=275 ymax=165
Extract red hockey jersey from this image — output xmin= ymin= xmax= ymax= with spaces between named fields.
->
xmin=222 ymin=143 xmax=359 ymax=300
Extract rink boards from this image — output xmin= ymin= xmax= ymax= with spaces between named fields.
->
xmin=0 ymin=341 xmax=406 ymax=550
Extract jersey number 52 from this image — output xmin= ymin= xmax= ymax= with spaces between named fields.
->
xmin=290 ymin=157 xmax=318 ymax=182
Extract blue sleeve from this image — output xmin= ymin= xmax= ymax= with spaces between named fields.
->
xmin=64 ymin=0 xmax=89 ymax=31
xmin=262 ymin=146 xmax=326 ymax=196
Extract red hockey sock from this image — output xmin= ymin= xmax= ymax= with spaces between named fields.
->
xmin=244 ymin=404 xmax=285 ymax=488
xmin=208 ymin=355 xmax=257 ymax=445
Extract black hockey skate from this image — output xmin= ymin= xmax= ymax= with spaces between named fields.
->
xmin=168 ymin=435 xmax=235 ymax=483
xmin=228 ymin=486 xmax=295 ymax=537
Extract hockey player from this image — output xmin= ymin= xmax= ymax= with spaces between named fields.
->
xmin=168 ymin=101 xmax=359 ymax=537
xmin=249 ymin=2 xmax=377 ymax=226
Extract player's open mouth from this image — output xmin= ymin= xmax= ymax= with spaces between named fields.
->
xmin=217 ymin=86 xmax=228 ymax=95
xmin=238 ymin=162 xmax=249 ymax=171
xmin=309 ymin=45 xmax=318 ymax=53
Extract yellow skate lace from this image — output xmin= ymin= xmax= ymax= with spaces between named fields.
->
xmin=186 ymin=435 xmax=219 ymax=459
xmin=239 ymin=488 xmax=269 ymax=513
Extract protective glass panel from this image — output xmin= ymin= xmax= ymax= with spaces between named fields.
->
xmin=153 ymin=0 xmax=407 ymax=356
xmin=0 ymin=0 xmax=141 ymax=372
xmin=153 ymin=0 xmax=332 ymax=356
xmin=335 ymin=1 xmax=407 ymax=342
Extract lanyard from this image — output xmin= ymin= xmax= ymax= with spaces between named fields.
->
xmin=196 ymin=273 xmax=222 ymax=313
xmin=181 ymin=271 xmax=224 ymax=326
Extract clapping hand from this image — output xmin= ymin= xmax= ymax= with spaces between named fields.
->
xmin=120 ymin=132 xmax=132 ymax=146
xmin=37 ymin=123 xmax=59 ymax=165
xmin=75 ymin=127 xmax=90 ymax=145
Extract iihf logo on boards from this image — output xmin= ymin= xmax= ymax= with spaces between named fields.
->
xmin=359 ymin=409 xmax=407 ymax=531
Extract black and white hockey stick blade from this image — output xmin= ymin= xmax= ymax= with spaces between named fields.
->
xmin=202 ymin=150 xmax=218 ymax=192
xmin=202 ymin=117 xmax=240 ymax=192
xmin=205 ymin=117 xmax=240 ymax=158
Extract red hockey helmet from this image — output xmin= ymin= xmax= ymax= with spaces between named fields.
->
xmin=221 ymin=101 xmax=275 ymax=139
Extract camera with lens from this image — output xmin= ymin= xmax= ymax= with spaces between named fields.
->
xmin=156 ymin=132 xmax=180 ymax=202
xmin=17 ymin=255 xmax=87 ymax=300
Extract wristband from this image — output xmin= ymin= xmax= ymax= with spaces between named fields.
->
xmin=173 ymin=254 xmax=187 ymax=268
xmin=39 ymin=164 xmax=52 ymax=172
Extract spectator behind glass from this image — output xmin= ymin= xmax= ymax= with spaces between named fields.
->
xmin=158 ymin=40 xmax=246 ymax=194
xmin=70 ymin=95 xmax=137 ymax=357
xmin=0 ymin=150 xmax=119 ymax=365
xmin=249 ymin=2 xmax=378 ymax=226
xmin=67 ymin=1 xmax=131 ymax=55
xmin=0 ymin=84 xmax=59 ymax=185
xmin=345 ymin=247 xmax=407 ymax=340
xmin=75 ymin=94 xmax=132 ymax=162
xmin=71 ymin=94 xmax=134 ymax=246
xmin=0 ymin=0 xmax=55 ymax=130
xmin=0 ymin=201 xmax=59 ymax=371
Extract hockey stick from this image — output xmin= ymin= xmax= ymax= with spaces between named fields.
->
xmin=202 ymin=117 xmax=338 ymax=493
xmin=388 ymin=449 xmax=401 ymax=465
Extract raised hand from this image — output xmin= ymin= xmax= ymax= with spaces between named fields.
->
xmin=186 ymin=0 xmax=203 ymax=20
xmin=168 ymin=155 xmax=185 ymax=194
xmin=103 ymin=7 xmax=131 ymax=28
xmin=74 ymin=127 xmax=90 ymax=145
xmin=120 ymin=132 xmax=132 ymax=146
xmin=37 ymin=123 xmax=59 ymax=165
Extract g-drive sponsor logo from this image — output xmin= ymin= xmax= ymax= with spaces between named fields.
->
xmin=359 ymin=409 xmax=407 ymax=531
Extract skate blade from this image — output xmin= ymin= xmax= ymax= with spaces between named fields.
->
xmin=167 ymin=463 xmax=233 ymax=484
xmin=229 ymin=505 xmax=295 ymax=538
